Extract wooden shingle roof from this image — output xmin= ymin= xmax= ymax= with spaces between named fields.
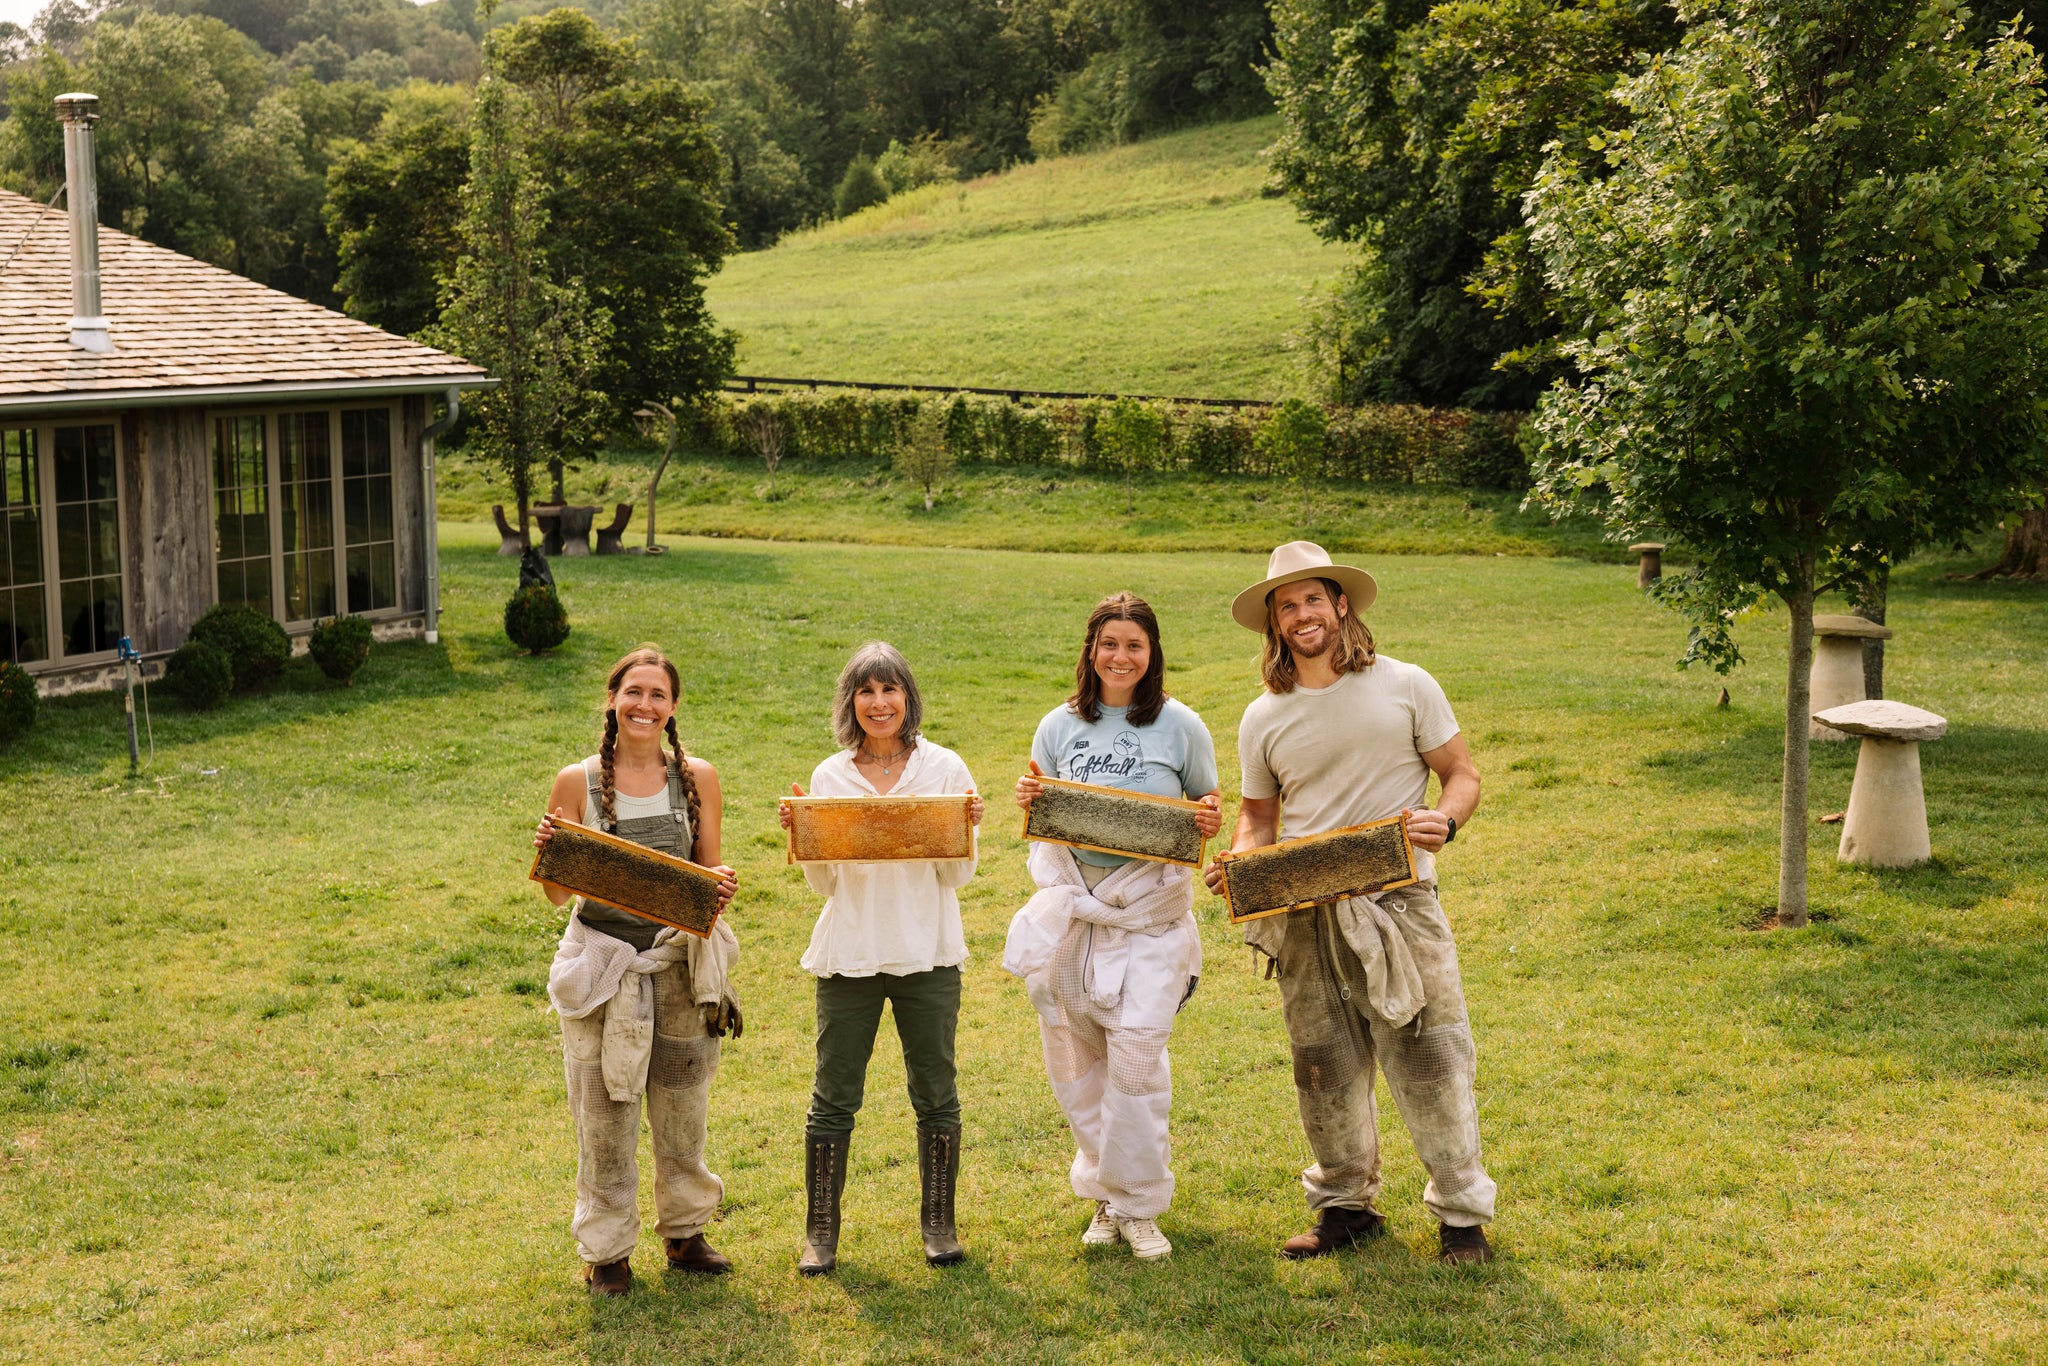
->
xmin=0 ymin=188 xmax=490 ymax=409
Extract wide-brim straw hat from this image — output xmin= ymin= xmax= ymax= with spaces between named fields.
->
xmin=1230 ymin=541 xmax=1378 ymax=632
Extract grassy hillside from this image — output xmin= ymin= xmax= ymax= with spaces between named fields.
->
xmin=705 ymin=118 xmax=1350 ymax=399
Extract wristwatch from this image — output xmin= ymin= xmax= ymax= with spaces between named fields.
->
xmin=1443 ymin=815 xmax=1458 ymax=844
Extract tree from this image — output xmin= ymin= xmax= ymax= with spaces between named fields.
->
xmin=1265 ymin=0 xmax=1679 ymax=408
xmin=425 ymin=74 xmax=610 ymax=550
xmin=1096 ymin=397 xmax=1164 ymax=514
xmin=325 ymin=84 xmax=470 ymax=333
xmin=490 ymin=10 xmax=735 ymax=427
xmin=832 ymin=151 xmax=886 ymax=216
xmin=738 ymin=404 xmax=788 ymax=497
xmin=1255 ymin=397 xmax=1327 ymax=528
xmin=894 ymin=403 xmax=954 ymax=509
xmin=1527 ymin=0 xmax=2048 ymax=926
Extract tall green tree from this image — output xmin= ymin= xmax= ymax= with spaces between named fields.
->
xmin=490 ymin=9 xmax=734 ymax=422
xmin=326 ymin=83 xmax=471 ymax=333
xmin=426 ymin=73 xmax=609 ymax=543
xmin=1526 ymin=0 xmax=2048 ymax=925
xmin=1265 ymin=0 xmax=1679 ymax=408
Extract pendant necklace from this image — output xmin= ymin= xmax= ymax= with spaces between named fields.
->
xmin=863 ymin=743 xmax=908 ymax=775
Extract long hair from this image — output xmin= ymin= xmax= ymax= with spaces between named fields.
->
xmin=1068 ymin=591 xmax=1168 ymax=727
xmin=1260 ymin=577 xmax=1376 ymax=694
xmin=832 ymin=641 xmax=925 ymax=751
xmin=598 ymin=643 xmax=702 ymax=858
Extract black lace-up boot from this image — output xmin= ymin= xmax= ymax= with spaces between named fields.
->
xmin=797 ymin=1130 xmax=849 ymax=1276
xmin=917 ymin=1124 xmax=965 ymax=1266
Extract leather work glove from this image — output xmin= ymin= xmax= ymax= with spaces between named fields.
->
xmin=702 ymin=998 xmax=744 ymax=1039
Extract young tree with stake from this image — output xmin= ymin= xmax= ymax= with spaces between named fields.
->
xmin=1527 ymin=0 xmax=2048 ymax=926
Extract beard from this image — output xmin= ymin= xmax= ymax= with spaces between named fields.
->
xmin=1287 ymin=617 xmax=1338 ymax=661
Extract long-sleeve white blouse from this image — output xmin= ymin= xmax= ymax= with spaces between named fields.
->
xmin=797 ymin=740 xmax=979 ymax=978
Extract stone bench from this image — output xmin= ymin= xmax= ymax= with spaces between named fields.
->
xmin=1629 ymin=542 xmax=1665 ymax=589
xmin=1810 ymin=613 xmax=1893 ymax=739
xmin=1813 ymin=700 xmax=1946 ymax=868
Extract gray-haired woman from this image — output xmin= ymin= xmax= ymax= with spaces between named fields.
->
xmin=777 ymin=641 xmax=984 ymax=1275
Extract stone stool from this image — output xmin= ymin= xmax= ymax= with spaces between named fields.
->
xmin=1630 ymin=542 xmax=1665 ymax=589
xmin=1812 ymin=700 xmax=1946 ymax=868
xmin=1809 ymin=613 xmax=1893 ymax=739
xmin=490 ymin=505 xmax=524 ymax=556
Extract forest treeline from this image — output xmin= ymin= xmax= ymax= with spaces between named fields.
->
xmin=0 ymin=0 xmax=1273 ymax=323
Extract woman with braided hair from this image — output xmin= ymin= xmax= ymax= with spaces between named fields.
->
xmin=534 ymin=644 xmax=742 ymax=1297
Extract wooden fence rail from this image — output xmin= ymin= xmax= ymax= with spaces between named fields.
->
xmin=723 ymin=374 xmax=1276 ymax=411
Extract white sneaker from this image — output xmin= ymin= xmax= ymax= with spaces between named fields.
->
xmin=1082 ymin=1202 xmax=1121 ymax=1247
xmin=1115 ymin=1216 xmax=1171 ymax=1260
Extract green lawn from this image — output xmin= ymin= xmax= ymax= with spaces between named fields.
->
xmin=704 ymin=118 xmax=1351 ymax=399
xmin=2 ymin=533 xmax=2043 ymax=1364
xmin=436 ymin=449 xmax=1620 ymax=560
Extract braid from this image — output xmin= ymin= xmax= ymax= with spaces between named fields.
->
xmin=666 ymin=716 xmax=703 ymax=861
xmin=598 ymin=708 xmax=619 ymax=829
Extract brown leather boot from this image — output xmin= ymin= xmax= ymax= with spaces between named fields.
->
xmin=585 ymin=1257 xmax=632 ymax=1296
xmin=1439 ymin=1222 xmax=1494 ymax=1264
xmin=797 ymin=1130 xmax=849 ymax=1276
xmin=1280 ymin=1205 xmax=1387 ymax=1259
xmin=665 ymin=1233 xmax=733 ymax=1274
xmin=917 ymin=1124 xmax=965 ymax=1267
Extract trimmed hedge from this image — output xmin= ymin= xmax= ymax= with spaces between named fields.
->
xmin=684 ymin=391 xmax=1531 ymax=490
xmin=309 ymin=616 xmax=373 ymax=686
xmin=0 ymin=659 xmax=37 ymax=746
xmin=165 ymin=640 xmax=234 ymax=711
xmin=189 ymin=603 xmax=290 ymax=692
xmin=505 ymin=584 xmax=571 ymax=655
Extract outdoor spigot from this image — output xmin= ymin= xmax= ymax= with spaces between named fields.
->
xmin=118 ymin=635 xmax=139 ymax=769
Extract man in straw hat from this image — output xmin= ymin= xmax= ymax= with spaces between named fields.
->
xmin=1203 ymin=541 xmax=1497 ymax=1264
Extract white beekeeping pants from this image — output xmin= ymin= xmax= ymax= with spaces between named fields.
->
xmin=1038 ymin=921 xmax=1181 ymax=1220
xmin=561 ymin=964 xmax=724 ymax=1265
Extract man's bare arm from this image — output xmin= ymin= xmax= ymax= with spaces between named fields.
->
xmin=1406 ymin=733 xmax=1481 ymax=853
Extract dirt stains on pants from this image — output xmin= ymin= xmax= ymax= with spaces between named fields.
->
xmin=561 ymin=964 xmax=724 ymax=1265
xmin=1274 ymin=886 xmax=1497 ymax=1228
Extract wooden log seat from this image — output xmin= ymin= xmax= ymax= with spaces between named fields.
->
xmin=594 ymin=503 xmax=634 ymax=555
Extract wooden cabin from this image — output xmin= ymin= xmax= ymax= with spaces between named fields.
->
xmin=0 ymin=94 xmax=492 ymax=696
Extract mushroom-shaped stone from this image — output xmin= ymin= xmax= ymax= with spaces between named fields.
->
xmin=1809 ymin=613 xmax=1894 ymax=739
xmin=1813 ymin=700 xmax=1946 ymax=868
xmin=1629 ymin=542 xmax=1665 ymax=589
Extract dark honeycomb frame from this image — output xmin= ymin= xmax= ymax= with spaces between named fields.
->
xmin=1023 ymin=777 xmax=1207 ymax=867
xmin=1215 ymin=815 xmax=1419 ymax=923
xmin=531 ymin=819 xmax=724 ymax=937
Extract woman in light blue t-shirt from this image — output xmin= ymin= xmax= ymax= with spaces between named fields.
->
xmin=1008 ymin=592 xmax=1221 ymax=1261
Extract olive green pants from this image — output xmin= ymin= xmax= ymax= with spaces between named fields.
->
xmin=807 ymin=967 xmax=961 ymax=1136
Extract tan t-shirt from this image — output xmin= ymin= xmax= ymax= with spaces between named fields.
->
xmin=1237 ymin=656 xmax=1460 ymax=884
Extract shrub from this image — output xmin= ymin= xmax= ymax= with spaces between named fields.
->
xmin=189 ymin=603 xmax=290 ymax=692
xmin=308 ymin=616 xmax=373 ymax=686
xmin=505 ymin=584 xmax=570 ymax=654
xmin=165 ymin=640 xmax=234 ymax=711
xmin=0 ymin=660 xmax=37 ymax=746
xmin=1256 ymin=399 xmax=1330 ymax=525
xmin=833 ymin=155 xmax=889 ymax=218
xmin=894 ymin=405 xmax=955 ymax=509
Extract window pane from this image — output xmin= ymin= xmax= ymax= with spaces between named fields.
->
xmin=345 ymin=545 xmax=368 ymax=613
xmin=57 ymin=503 xmax=86 ymax=581
xmin=6 ymin=511 xmax=40 ymax=589
xmin=344 ymin=479 xmax=369 ymax=544
xmin=341 ymin=409 xmax=366 ymax=479
xmin=364 ymin=409 xmax=391 ymax=475
xmin=372 ymin=544 xmax=395 ymax=609
xmin=55 ymin=426 xmax=84 ymax=503
xmin=309 ymin=551 xmax=335 ymax=619
xmin=89 ymin=500 xmax=119 ymax=578
xmin=2 ymin=587 xmax=47 ymax=664
xmin=2 ymin=428 xmax=35 ymax=509
xmin=62 ymin=577 xmax=110 ymax=655
xmin=368 ymin=476 xmax=392 ymax=540
xmin=84 ymin=426 xmax=115 ymax=499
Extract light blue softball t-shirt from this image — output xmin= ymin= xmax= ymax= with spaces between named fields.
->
xmin=1030 ymin=697 xmax=1219 ymax=867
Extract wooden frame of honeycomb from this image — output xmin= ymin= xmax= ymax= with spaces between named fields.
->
xmin=1214 ymin=815 xmax=1419 ymax=924
xmin=530 ymin=818 xmax=725 ymax=937
xmin=784 ymin=794 xmax=977 ymax=863
xmin=1022 ymin=777 xmax=1208 ymax=867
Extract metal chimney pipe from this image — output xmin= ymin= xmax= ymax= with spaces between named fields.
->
xmin=53 ymin=92 xmax=113 ymax=354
